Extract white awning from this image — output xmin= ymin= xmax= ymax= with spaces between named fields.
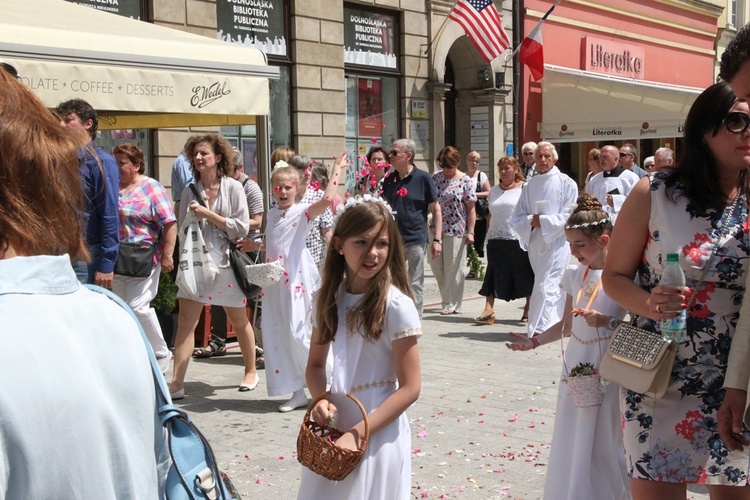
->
xmin=541 ymin=65 xmax=702 ymax=143
xmin=0 ymin=0 xmax=278 ymax=129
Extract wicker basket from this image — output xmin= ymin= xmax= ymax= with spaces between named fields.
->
xmin=297 ymin=391 xmax=370 ymax=481
xmin=566 ymin=374 xmax=604 ymax=408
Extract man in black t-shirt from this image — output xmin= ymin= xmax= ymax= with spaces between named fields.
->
xmin=382 ymin=138 xmax=441 ymax=316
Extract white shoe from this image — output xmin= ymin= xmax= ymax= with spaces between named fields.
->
xmin=278 ymin=390 xmax=308 ymax=412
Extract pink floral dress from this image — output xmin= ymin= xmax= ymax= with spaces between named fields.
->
xmin=621 ymin=173 xmax=750 ymax=485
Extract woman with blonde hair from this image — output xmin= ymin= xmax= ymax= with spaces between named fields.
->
xmin=465 ymin=151 xmax=491 ymax=278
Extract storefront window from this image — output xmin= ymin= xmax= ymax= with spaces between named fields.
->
xmin=343 ymin=5 xmax=399 ymax=181
xmin=98 ymin=129 xmax=152 ymax=175
xmin=221 ymin=65 xmax=291 ymax=182
xmin=345 ymin=74 xmax=399 ymax=164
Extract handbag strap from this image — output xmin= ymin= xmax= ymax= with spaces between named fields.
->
xmin=83 ymin=284 xmax=228 ymax=499
xmin=562 ymin=267 xmax=604 ymax=374
xmin=189 ymin=182 xmax=207 ymax=208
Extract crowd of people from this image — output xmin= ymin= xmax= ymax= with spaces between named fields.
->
xmin=7 ymin=23 xmax=750 ymax=500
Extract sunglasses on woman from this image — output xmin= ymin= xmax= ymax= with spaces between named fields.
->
xmin=723 ymin=111 xmax=750 ymax=134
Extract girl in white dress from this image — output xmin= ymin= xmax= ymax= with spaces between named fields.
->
xmin=299 ymin=196 xmax=422 ymax=500
xmin=257 ymin=155 xmax=347 ymax=412
xmin=506 ymin=194 xmax=630 ymax=500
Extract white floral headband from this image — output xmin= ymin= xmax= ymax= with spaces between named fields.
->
xmin=564 ymin=217 xmax=610 ymax=230
xmin=272 ymin=160 xmax=289 ymax=171
xmin=332 ymin=194 xmax=396 ymax=228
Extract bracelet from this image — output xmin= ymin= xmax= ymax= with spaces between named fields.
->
xmin=531 ymin=337 xmax=539 ymax=349
xmin=467 ymin=232 xmax=475 ymax=235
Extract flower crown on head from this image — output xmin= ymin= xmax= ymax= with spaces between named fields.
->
xmin=272 ymin=160 xmax=289 ymax=171
xmin=564 ymin=216 xmax=610 ymax=230
xmin=332 ymin=194 xmax=396 ymax=228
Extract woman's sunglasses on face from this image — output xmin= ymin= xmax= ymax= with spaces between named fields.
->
xmin=723 ymin=111 xmax=750 ymax=134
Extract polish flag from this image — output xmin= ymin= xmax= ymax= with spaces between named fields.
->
xmin=518 ymin=2 xmax=559 ymax=81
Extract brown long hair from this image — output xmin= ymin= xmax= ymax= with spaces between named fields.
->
xmin=0 ymin=70 xmax=85 ymax=258
xmin=315 ymin=200 xmax=411 ymax=344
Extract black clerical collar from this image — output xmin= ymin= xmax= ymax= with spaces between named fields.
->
xmin=603 ymin=166 xmax=625 ymax=178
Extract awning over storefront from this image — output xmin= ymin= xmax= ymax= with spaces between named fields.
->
xmin=541 ymin=65 xmax=702 ymax=143
xmin=0 ymin=0 xmax=278 ymax=129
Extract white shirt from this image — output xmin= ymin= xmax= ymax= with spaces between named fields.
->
xmin=586 ymin=169 xmax=639 ymax=223
xmin=0 ymin=255 xmax=169 ymax=499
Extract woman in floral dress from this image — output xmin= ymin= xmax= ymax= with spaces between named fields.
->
xmin=429 ymin=146 xmax=476 ymax=315
xmin=603 ymin=82 xmax=750 ymax=498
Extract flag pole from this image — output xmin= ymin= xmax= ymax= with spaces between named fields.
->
xmin=509 ymin=0 xmax=561 ymax=59
xmin=425 ymin=14 xmax=452 ymax=56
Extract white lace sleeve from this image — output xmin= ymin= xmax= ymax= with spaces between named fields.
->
xmin=384 ymin=287 xmax=422 ymax=342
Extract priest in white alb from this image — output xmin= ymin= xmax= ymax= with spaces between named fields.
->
xmin=585 ymin=144 xmax=639 ymax=224
xmin=511 ymin=142 xmax=578 ymax=338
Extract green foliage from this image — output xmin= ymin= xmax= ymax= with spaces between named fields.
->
xmin=467 ymin=244 xmax=485 ymax=280
xmin=568 ymin=362 xmax=598 ymax=378
xmin=152 ymin=272 xmax=178 ymax=316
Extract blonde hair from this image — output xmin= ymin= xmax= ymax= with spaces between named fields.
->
xmin=315 ymin=201 xmax=411 ymax=344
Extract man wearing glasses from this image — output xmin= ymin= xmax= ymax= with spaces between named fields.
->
xmin=618 ymin=143 xmax=648 ymax=178
xmin=382 ymin=138 xmax=441 ymax=316
xmin=520 ymin=141 xmax=537 ymax=178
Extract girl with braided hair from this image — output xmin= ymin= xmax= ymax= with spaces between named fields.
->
xmin=507 ymin=193 xmax=630 ymax=499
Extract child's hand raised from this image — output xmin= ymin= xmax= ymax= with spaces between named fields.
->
xmin=311 ymin=398 xmax=338 ymax=428
xmin=334 ymin=152 xmax=350 ymax=170
xmin=505 ymin=332 xmax=535 ymax=351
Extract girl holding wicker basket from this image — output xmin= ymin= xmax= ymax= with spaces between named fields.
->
xmin=298 ymin=196 xmax=422 ymax=499
xmin=506 ymin=194 xmax=630 ymax=499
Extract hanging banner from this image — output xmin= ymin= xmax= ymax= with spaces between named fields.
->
xmin=216 ymin=0 xmax=287 ymax=57
xmin=66 ymin=0 xmax=142 ymax=18
xmin=344 ymin=7 xmax=397 ymax=69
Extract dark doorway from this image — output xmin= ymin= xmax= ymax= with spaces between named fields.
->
xmin=444 ymin=58 xmax=457 ymax=148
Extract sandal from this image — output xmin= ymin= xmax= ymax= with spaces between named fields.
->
xmin=440 ymin=308 xmax=457 ymax=315
xmin=193 ymin=340 xmax=227 ymax=358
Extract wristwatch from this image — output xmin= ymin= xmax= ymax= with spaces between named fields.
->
xmin=607 ymin=316 xmax=619 ymax=330
xmin=433 ymin=238 xmax=442 ymax=244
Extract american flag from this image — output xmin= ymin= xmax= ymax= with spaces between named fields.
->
xmin=448 ymin=0 xmax=510 ymax=63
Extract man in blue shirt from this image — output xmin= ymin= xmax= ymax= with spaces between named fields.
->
xmin=382 ymin=138 xmax=441 ymax=315
xmin=171 ymin=149 xmax=193 ymax=215
xmin=57 ymin=99 xmax=120 ymax=288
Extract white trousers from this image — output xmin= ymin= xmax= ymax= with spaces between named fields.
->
xmin=429 ymin=234 xmax=467 ymax=313
xmin=112 ymin=263 xmax=169 ymax=360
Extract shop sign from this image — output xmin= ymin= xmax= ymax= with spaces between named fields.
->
xmin=65 ymin=0 xmax=141 ymax=18
xmin=584 ymin=37 xmax=644 ymax=78
xmin=358 ymin=78 xmax=382 ymax=136
xmin=546 ymin=120 xmax=685 ymax=143
xmin=217 ymin=0 xmax=287 ymax=57
xmin=344 ymin=7 xmax=397 ymax=69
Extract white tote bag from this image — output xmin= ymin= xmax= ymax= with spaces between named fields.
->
xmin=176 ymin=211 xmax=219 ymax=297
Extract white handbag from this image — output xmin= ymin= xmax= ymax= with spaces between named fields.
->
xmin=245 ymin=260 xmax=286 ymax=288
xmin=176 ymin=211 xmax=219 ymax=297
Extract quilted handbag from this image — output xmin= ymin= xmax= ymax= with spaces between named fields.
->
xmin=85 ymin=284 xmax=239 ymax=499
xmin=599 ymin=322 xmax=677 ymax=398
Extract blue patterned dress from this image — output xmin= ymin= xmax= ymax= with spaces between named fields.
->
xmin=621 ymin=173 xmax=750 ymax=485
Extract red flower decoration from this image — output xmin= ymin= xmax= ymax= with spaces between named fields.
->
xmin=397 ymin=187 xmax=408 ymax=197
xmin=683 ymin=233 xmax=711 ymax=264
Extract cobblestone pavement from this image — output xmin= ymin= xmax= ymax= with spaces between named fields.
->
xmin=171 ymin=265 xmax=710 ymax=499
